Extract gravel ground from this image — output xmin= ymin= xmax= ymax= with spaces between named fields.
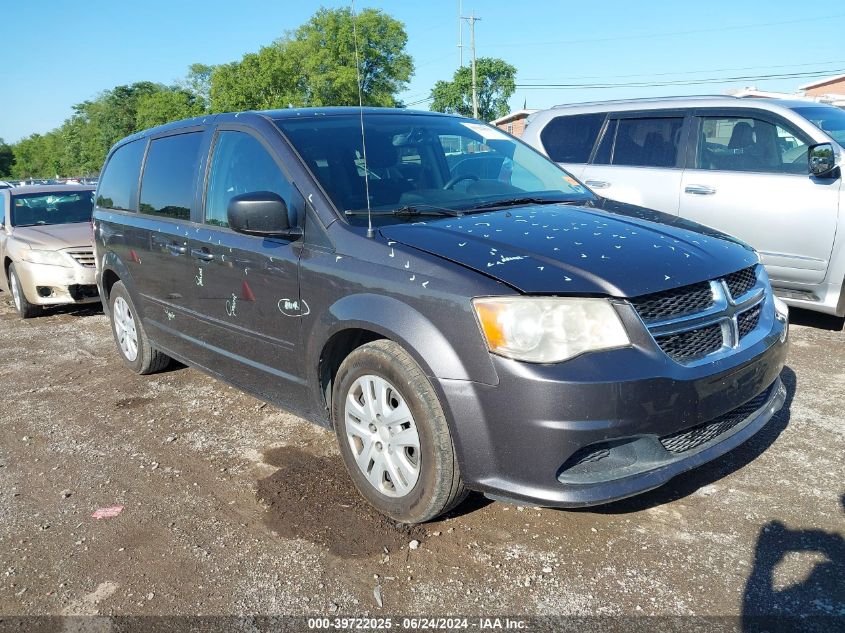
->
xmin=0 ymin=296 xmax=842 ymax=628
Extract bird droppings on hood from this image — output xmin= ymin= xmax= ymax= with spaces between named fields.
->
xmin=379 ymin=202 xmax=757 ymax=296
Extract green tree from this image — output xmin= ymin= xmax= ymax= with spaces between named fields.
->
xmin=209 ymin=44 xmax=296 ymax=112
xmin=287 ymin=7 xmax=413 ymax=107
xmin=209 ymin=7 xmax=413 ymax=112
xmin=135 ymin=88 xmax=204 ymax=129
xmin=430 ymin=57 xmax=517 ymax=121
xmin=182 ymin=63 xmax=215 ymax=110
xmin=0 ymin=138 xmax=13 ymax=177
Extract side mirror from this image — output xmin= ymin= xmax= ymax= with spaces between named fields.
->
xmin=227 ymin=191 xmax=300 ymax=237
xmin=808 ymin=143 xmax=837 ymax=178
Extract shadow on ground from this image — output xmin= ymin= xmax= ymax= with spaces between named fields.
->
xmin=789 ymin=307 xmax=844 ymax=332
xmin=740 ymin=494 xmax=845 ymax=632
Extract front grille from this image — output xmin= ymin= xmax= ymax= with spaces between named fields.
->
xmin=660 ymin=384 xmax=774 ymax=454
xmin=630 ymin=265 xmax=766 ymax=364
xmin=629 ymin=282 xmax=713 ymax=322
xmin=654 ymin=323 xmax=724 ymax=362
xmin=66 ymin=249 xmax=95 ymax=268
xmin=738 ymin=305 xmax=762 ymax=339
xmin=724 ymin=266 xmax=757 ymax=299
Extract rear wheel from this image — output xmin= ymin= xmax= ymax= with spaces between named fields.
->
xmin=108 ymin=281 xmax=171 ymax=374
xmin=8 ymin=264 xmax=38 ymax=319
xmin=332 ymin=340 xmax=467 ymax=523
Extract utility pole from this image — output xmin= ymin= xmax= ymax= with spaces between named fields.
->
xmin=461 ymin=10 xmax=481 ymax=119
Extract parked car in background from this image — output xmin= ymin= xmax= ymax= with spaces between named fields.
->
xmin=0 ymin=181 xmax=13 ymax=190
xmin=523 ymin=97 xmax=845 ymax=316
xmin=94 ymin=108 xmax=788 ymax=523
xmin=0 ymin=185 xmax=98 ymax=318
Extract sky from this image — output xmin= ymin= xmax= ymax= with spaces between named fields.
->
xmin=1 ymin=0 xmax=843 ymax=143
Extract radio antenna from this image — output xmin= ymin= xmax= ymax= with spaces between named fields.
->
xmin=351 ymin=0 xmax=374 ymax=238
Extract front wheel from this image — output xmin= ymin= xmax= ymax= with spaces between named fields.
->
xmin=8 ymin=264 xmax=38 ymax=319
xmin=332 ymin=340 xmax=467 ymax=523
xmin=108 ymin=281 xmax=171 ymax=374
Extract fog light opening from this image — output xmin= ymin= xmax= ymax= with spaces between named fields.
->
xmin=36 ymin=287 xmax=54 ymax=298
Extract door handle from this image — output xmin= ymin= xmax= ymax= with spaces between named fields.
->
xmin=684 ymin=184 xmax=717 ymax=195
xmin=190 ymin=248 xmax=214 ymax=261
xmin=585 ymin=180 xmax=610 ymax=189
xmin=166 ymin=243 xmax=188 ymax=255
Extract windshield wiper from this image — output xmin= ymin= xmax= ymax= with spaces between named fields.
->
xmin=345 ymin=205 xmax=463 ymax=218
xmin=461 ymin=197 xmax=572 ymax=213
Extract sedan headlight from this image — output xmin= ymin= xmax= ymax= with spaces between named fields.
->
xmin=22 ymin=249 xmax=71 ymax=267
xmin=472 ymin=296 xmax=630 ymax=363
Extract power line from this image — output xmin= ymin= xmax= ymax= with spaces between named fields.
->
xmin=518 ymin=59 xmax=845 ymax=82
xmin=491 ymin=13 xmax=845 ymax=49
xmin=516 ymin=68 xmax=845 ymax=90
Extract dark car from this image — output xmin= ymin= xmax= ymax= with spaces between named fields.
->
xmin=92 ymin=108 xmax=789 ymax=523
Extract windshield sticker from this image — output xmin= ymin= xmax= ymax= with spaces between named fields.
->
xmin=460 ymin=122 xmax=509 ymax=141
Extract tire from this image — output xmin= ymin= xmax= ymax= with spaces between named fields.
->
xmin=331 ymin=339 xmax=467 ymax=523
xmin=108 ymin=281 xmax=171 ymax=375
xmin=8 ymin=264 xmax=39 ymax=319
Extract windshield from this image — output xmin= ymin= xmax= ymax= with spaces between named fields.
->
xmin=792 ymin=106 xmax=845 ymax=145
xmin=274 ymin=113 xmax=594 ymax=223
xmin=10 ymin=191 xmax=94 ymax=227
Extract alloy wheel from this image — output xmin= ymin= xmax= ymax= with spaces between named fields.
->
xmin=10 ymin=273 xmax=21 ymax=312
xmin=113 ymin=296 xmax=139 ymax=362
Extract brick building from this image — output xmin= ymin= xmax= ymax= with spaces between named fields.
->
xmin=799 ymin=74 xmax=845 ymax=98
xmin=490 ymin=109 xmax=537 ymax=137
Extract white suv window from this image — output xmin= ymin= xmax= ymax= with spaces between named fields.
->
xmin=696 ymin=116 xmax=808 ymax=174
xmin=594 ymin=117 xmax=683 ymax=168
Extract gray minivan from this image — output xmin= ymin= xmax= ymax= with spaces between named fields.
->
xmin=523 ymin=96 xmax=845 ymax=316
xmin=93 ymin=108 xmax=788 ymax=523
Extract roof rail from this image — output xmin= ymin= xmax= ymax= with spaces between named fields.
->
xmin=550 ymin=95 xmax=739 ymax=109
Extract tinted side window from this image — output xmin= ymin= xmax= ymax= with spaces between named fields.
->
xmin=612 ymin=117 xmax=683 ymax=167
xmin=139 ymin=132 xmax=203 ymax=220
xmin=96 ymin=139 xmax=146 ymax=211
xmin=205 ymin=131 xmax=292 ymax=228
xmin=696 ymin=116 xmax=809 ymax=174
xmin=540 ymin=113 xmax=605 ymax=163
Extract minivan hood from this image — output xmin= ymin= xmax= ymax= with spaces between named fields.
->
xmin=11 ymin=223 xmax=92 ymax=250
xmin=380 ymin=201 xmax=758 ymax=297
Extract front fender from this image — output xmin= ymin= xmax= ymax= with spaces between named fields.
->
xmin=307 ymin=292 xmax=498 ymax=390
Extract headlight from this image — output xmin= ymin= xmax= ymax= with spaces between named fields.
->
xmin=22 ymin=249 xmax=71 ymax=267
xmin=472 ymin=296 xmax=630 ymax=363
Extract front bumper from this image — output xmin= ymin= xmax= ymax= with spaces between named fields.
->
xmin=437 ymin=308 xmax=789 ymax=508
xmin=13 ymin=260 xmax=99 ymax=306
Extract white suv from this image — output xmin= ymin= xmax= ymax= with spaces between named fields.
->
xmin=523 ymin=96 xmax=845 ymax=316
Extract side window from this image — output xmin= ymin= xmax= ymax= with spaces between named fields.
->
xmin=611 ymin=117 xmax=683 ymax=168
xmin=205 ymin=131 xmax=292 ymax=227
xmin=539 ymin=113 xmax=606 ymax=163
xmin=96 ymin=139 xmax=146 ymax=211
xmin=139 ymin=132 xmax=203 ymax=220
xmin=697 ymin=116 xmax=809 ymax=174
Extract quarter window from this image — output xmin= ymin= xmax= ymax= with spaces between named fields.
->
xmin=611 ymin=117 xmax=683 ymax=167
xmin=96 ymin=139 xmax=146 ymax=211
xmin=139 ymin=132 xmax=203 ymax=220
xmin=697 ymin=116 xmax=809 ymax=174
xmin=205 ymin=131 xmax=292 ymax=228
xmin=540 ymin=113 xmax=606 ymax=163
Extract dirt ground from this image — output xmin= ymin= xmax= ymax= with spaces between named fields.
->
xmin=0 ymin=295 xmax=842 ymax=628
